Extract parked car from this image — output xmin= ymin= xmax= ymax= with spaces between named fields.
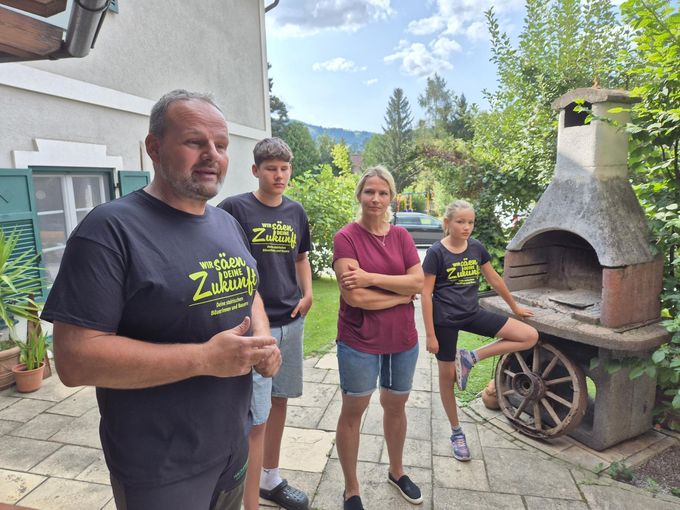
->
xmin=392 ymin=211 xmax=444 ymax=246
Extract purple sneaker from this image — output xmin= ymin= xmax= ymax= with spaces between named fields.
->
xmin=455 ymin=349 xmax=475 ymax=391
xmin=451 ymin=431 xmax=471 ymax=461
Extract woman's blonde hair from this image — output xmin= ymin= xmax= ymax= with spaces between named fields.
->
xmin=443 ymin=199 xmax=474 ymax=235
xmin=355 ymin=165 xmax=397 ymax=222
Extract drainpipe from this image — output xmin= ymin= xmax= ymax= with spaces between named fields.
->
xmin=265 ymin=0 xmax=280 ymax=13
xmin=54 ymin=0 xmax=110 ymax=59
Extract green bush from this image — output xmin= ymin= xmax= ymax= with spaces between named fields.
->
xmin=287 ymin=164 xmax=358 ymax=278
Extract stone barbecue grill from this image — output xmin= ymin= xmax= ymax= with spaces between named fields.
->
xmin=481 ymin=88 xmax=670 ymax=451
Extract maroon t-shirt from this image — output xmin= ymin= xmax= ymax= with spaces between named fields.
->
xmin=333 ymin=222 xmax=420 ymax=354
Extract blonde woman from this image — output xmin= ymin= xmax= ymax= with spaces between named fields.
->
xmin=332 ymin=166 xmax=424 ymax=510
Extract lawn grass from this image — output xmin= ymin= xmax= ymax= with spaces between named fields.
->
xmin=454 ymin=331 xmax=499 ymax=403
xmin=303 ymin=277 xmax=340 ymax=357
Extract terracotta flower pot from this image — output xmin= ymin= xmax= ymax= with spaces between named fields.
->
xmin=0 ymin=346 xmax=20 ymax=390
xmin=12 ymin=362 xmax=45 ymax=393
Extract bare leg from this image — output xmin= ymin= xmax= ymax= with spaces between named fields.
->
xmin=262 ymin=396 xmax=287 ymax=469
xmin=380 ymin=389 xmax=410 ymax=479
xmin=243 ymin=423 xmax=266 ymax=510
xmin=336 ymin=393 xmax=371 ymax=499
xmin=437 ymin=361 xmax=459 ymax=428
xmin=475 ymin=318 xmax=538 ymax=361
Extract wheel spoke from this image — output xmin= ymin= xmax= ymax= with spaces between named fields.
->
xmin=541 ymin=398 xmax=561 ymax=425
xmin=502 ymin=389 xmax=517 ymax=397
xmin=545 ymin=376 xmax=573 ymax=386
xmin=546 ymin=390 xmax=573 ymax=408
xmin=532 ymin=344 xmax=541 ymax=372
xmin=541 ymin=353 xmax=560 ymax=379
xmin=503 ymin=369 xmax=516 ymax=378
xmin=513 ymin=395 xmax=531 ymax=419
xmin=514 ymin=352 xmax=531 ymax=374
xmin=533 ymin=402 xmax=543 ymax=431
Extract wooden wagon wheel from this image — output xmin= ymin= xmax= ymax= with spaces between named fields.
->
xmin=495 ymin=341 xmax=587 ymax=439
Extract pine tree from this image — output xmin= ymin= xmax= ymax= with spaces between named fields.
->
xmin=381 ymin=88 xmax=416 ymax=192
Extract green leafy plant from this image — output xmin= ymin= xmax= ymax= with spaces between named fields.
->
xmin=287 ymin=160 xmax=358 ymax=278
xmin=15 ymin=326 xmax=47 ymax=371
xmin=608 ymin=461 xmax=634 ymax=482
xmin=0 ymin=228 xmax=44 ymax=342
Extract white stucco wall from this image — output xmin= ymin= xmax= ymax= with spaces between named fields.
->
xmin=0 ymin=0 xmax=271 ymax=197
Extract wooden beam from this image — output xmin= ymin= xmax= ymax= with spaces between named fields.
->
xmin=0 ymin=6 xmax=62 ymax=57
xmin=0 ymin=0 xmax=67 ymax=18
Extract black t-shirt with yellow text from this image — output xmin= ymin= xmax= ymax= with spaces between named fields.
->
xmin=42 ymin=190 xmax=257 ymax=489
xmin=219 ymin=193 xmax=311 ymax=326
xmin=422 ymin=238 xmax=491 ymax=327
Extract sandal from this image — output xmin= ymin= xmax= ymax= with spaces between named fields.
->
xmin=259 ymin=479 xmax=310 ymax=510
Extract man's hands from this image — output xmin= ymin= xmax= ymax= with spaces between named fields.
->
xmin=204 ymin=317 xmax=281 ymax=378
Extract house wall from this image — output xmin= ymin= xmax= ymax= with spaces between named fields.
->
xmin=0 ymin=0 xmax=271 ymax=201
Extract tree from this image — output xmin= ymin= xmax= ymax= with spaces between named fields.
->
xmin=287 ymin=164 xmax=358 ymax=278
xmin=450 ymin=94 xmax=476 ymax=141
xmin=268 ymin=63 xmax=289 ymax=138
xmin=361 ymin=133 xmax=387 ymax=169
xmin=316 ymin=134 xmax=335 ymax=167
xmin=615 ymin=0 xmax=680 ymax=426
xmin=381 ymin=88 xmax=416 ymax=191
xmin=418 ymin=73 xmax=454 ymax=136
xmin=280 ymin=121 xmax=319 ymax=178
xmin=474 ymin=0 xmax=627 ymax=213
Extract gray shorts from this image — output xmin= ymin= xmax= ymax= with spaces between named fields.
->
xmin=250 ymin=316 xmax=304 ymax=425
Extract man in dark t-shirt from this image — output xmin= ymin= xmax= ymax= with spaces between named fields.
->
xmin=41 ymin=90 xmax=281 ymax=510
xmin=219 ymin=138 xmax=312 ymax=510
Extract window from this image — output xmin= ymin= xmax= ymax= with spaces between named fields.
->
xmin=34 ymin=173 xmax=111 ymax=284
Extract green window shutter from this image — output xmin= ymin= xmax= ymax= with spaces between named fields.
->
xmin=0 ymin=169 xmax=44 ymax=299
xmin=118 ymin=171 xmax=150 ymax=197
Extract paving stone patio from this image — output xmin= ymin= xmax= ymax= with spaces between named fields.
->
xmin=0 ymin=303 xmax=678 ymax=509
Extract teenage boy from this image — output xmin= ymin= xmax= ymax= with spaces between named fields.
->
xmin=219 ymin=137 xmax=312 ymax=510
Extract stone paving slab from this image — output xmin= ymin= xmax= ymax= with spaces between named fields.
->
xmin=10 ymin=414 xmax=74 ymax=441
xmin=48 ymin=408 xmax=101 ymax=448
xmin=0 ymin=469 xmax=45 ymax=505
xmin=17 ymin=478 xmax=112 ymax=510
xmin=432 ymin=455 xmax=490 ymax=491
xmin=8 ymin=377 xmax=80 ymax=403
xmin=29 ymin=445 xmax=102 ymax=479
xmin=0 ymin=400 xmax=54 ymax=424
xmin=485 ymin=447 xmax=582 ymax=500
xmin=524 ymin=495 xmax=590 ymax=509
xmin=278 ymin=427 xmax=334 ymax=473
xmin=581 ymin=484 xmax=680 ymax=510
xmin=0 ymin=436 xmax=61 ymax=472
xmin=313 ymin=459 xmax=432 ymax=510
xmin=433 ymin=487 xmax=524 ymax=509
xmin=44 ymin=387 xmax=96 ymax=417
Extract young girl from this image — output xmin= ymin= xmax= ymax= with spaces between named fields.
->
xmin=421 ymin=200 xmax=538 ymax=461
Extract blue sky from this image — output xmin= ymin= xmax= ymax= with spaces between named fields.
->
xmin=265 ymin=0 xmax=628 ymax=134
xmin=264 ymin=0 xmax=529 ymax=133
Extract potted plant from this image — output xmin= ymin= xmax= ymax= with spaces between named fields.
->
xmin=0 ymin=228 xmax=45 ymax=389
xmin=12 ymin=323 xmax=47 ymax=392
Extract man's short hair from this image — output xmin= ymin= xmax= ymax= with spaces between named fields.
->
xmin=149 ymin=90 xmax=222 ymax=137
xmin=253 ymin=137 xmax=293 ymax=166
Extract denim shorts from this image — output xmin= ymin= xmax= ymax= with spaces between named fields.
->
xmin=250 ymin=316 xmax=305 ymax=425
xmin=336 ymin=341 xmax=419 ymax=397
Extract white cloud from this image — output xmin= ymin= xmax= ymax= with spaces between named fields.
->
xmin=312 ymin=57 xmax=365 ymax=72
xmin=364 ymin=78 xmax=379 ymax=86
xmin=429 ymin=36 xmax=462 ymax=58
xmin=465 ymin=20 xmax=487 ymax=42
xmin=384 ymin=40 xmax=453 ymax=78
xmin=406 ymin=16 xmax=445 ymax=36
xmin=406 ymin=0 xmax=523 ymax=40
xmin=267 ymin=0 xmax=395 ymax=37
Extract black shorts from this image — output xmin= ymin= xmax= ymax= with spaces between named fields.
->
xmin=433 ymin=308 xmax=508 ymax=362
